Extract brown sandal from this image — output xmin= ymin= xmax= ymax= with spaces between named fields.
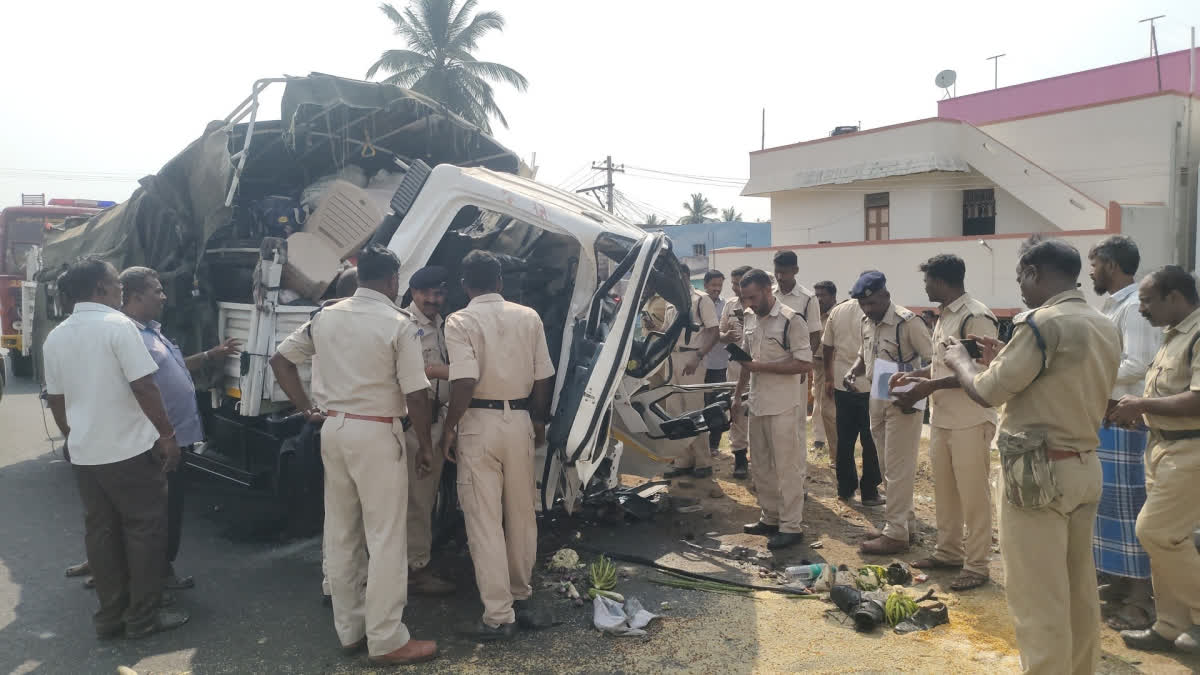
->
xmin=1105 ymin=602 xmax=1154 ymax=631
xmin=911 ymin=557 xmax=961 ymax=570
xmin=950 ymin=570 xmax=989 ymax=591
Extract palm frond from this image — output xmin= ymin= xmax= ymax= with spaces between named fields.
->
xmin=458 ymin=59 xmax=528 ymax=91
xmin=415 ymin=0 xmax=451 ymax=48
xmin=401 ymin=5 xmax=439 ymax=55
xmin=449 ymin=10 xmax=505 ymax=51
xmin=380 ymin=2 xmax=405 ymax=26
xmin=365 ymin=49 xmax=432 ymax=80
xmin=448 ymin=0 xmax=480 ymax=38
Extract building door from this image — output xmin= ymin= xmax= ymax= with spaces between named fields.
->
xmin=865 ymin=193 xmax=889 ymax=241
xmin=963 ymin=189 xmax=996 ymax=236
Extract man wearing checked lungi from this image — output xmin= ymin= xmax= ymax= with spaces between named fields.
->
xmin=1089 ymin=235 xmax=1161 ymax=632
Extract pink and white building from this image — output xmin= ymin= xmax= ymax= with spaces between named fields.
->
xmin=717 ymin=48 xmax=1200 ymax=316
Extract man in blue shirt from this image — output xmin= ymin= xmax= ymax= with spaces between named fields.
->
xmin=67 ymin=266 xmax=239 ymax=591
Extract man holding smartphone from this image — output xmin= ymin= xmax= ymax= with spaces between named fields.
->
xmin=893 ymin=255 xmax=998 ymax=590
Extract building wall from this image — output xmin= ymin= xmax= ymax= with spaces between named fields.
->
xmin=770 ymin=191 xmax=862 ymax=244
xmin=995 ymin=188 xmax=1056 ymax=234
xmin=938 ymin=48 xmax=1198 ymax=126
xmin=980 ymin=94 xmax=1182 ymax=207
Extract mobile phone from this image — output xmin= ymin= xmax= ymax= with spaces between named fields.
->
xmin=961 ymin=338 xmax=982 ymax=359
xmin=726 ymin=343 xmax=753 ymax=362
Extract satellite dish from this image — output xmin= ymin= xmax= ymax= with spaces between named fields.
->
xmin=935 ymin=69 xmax=957 ymax=99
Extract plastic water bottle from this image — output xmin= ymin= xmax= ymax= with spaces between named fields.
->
xmin=784 ymin=563 xmax=825 ymax=582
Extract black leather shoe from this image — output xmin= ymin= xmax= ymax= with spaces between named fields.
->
xmin=767 ymin=532 xmax=804 ymax=550
xmin=742 ymin=521 xmax=779 ymax=535
xmin=1121 ymin=628 xmax=1176 ymax=652
xmin=663 ymin=466 xmax=694 ymax=479
xmin=457 ymin=620 xmax=516 ymax=641
xmin=732 ymin=451 xmax=748 ymax=479
xmin=514 ymin=599 xmax=555 ymax=629
xmin=125 ymin=610 xmax=190 ymax=639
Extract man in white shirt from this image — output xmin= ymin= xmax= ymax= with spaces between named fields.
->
xmin=1088 ymin=235 xmax=1161 ymax=631
xmin=43 ymin=257 xmax=187 ymax=640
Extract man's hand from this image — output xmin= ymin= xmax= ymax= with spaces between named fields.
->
xmin=682 ymin=353 xmax=701 ymax=377
xmin=889 ymin=371 xmax=914 ymax=391
xmin=155 ymin=436 xmax=182 ymax=473
xmin=966 ymin=334 xmax=1005 ymax=366
xmin=823 ymin=378 xmax=834 ymax=399
xmin=892 ymin=377 xmax=932 ymax=409
xmin=415 ymin=445 xmax=434 ymax=478
xmin=842 ymin=370 xmax=858 ymax=392
xmin=208 ymin=338 xmax=242 ymax=360
xmin=1109 ymin=395 xmax=1146 ymax=427
xmin=305 ymin=408 xmax=327 ymax=425
xmin=731 ymin=395 xmax=744 ymax=421
xmin=533 ymin=422 xmax=547 ymax=446
xmin=440 ymin=428 xmax=458 ymax=463
xmin=942 ymin=339 xmax=974 ymax=371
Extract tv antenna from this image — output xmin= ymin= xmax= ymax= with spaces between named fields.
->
xmin=1140 ymin=15 xmax=1166 ymax=90
xmin=986 ymin=54 xmax=1006 ymax=89
xmin=935 ymin=69 xmax=957 ymax=99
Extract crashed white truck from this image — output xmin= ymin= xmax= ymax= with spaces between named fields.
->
xmin=32 ymin=74 xmax=733 ymax=531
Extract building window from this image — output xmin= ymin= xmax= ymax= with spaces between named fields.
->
xmin=864 ymin=193 xmax=889 ymax=241
xmin=693 ymin=243 xmax=706 ymax=257
xmin=963 ymin=188 xmax=996 ymax=236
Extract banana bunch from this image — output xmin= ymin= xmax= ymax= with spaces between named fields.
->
xmin=588 ymin=555 xmax=624 ymax=601
xmin=885 ymin=590 xmax=919 ymax=626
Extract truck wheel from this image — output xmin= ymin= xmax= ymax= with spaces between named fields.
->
xmin=430 ymin=463 xmax=460 ymax=546
xmin=10 ymin=352 xmax=32 ymax=378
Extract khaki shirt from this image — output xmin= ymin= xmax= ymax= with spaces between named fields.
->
xmin=445 ymin=293 xmax=555 ymax=400
xmin=930 ymin=293 xmax=999 ymax=429
xmin=821 ymin=300 xmax=868 ymax=393
xmin=741 ymin=299 xmax=813 ymax=416
xmin=277 ymin=288 xmax=430 ymax=417
xmin=773 ymin=282 xmax=823 ymax=337
xmin=859 ymin=303 xmax=933 ymax=385
xmin=412 ymin=307 xmax=448 ymax=405
xmin=719 ymin=296 xmax=745 ymax=337
xmin=974 ymin=290 xmax=1120 ymax=454
xmin=1143 ymin=306 xmax=1200 ymax=431
xmin=664 ymin=289 xmax=719 ymax=352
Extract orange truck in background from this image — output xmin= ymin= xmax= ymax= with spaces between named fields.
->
xmin=0 ymin=198 xmax=109 ymax=375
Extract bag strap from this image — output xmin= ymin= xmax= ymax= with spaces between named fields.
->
xmin=1023 ymin=311 xmax=1048 ymax=378
xmin=782 ymin=315 xmax=791 ymax=353
xmin=1187 ymin=332 xmax=1200 ymax=364
xmin=960 ymin=312 xmax=999 ymax=340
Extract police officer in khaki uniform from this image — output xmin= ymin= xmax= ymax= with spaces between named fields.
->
xmin=945 ymin=237 xmax=1119 ymax=675
xmin=1109 ymin=265 xmax=1200 ymax=654
xmin=732 ymin=269 xmax=814 ymax=550
xmin=811 ymin=280 xmax=839 ymax=456
xmin=772 ymin=250 xmax=824 ymax=357
xmin=271 ymin=245 xmax=438 ymax=665
xmin=719 ymin=265 xmax=752 ymax=478
xmin=440 ymin=251 xmax=555 ymax=641
xmin=823 ymin=296 xmax=882 ymax=503
xmin=663 ymin=262 xmax=720 ymax=478
xmin=403 ymin=266 xmax=456 ymax=596
xmin=844 ymin=271 xmax=932 ymax=555
xmin=894 ymin=255 xmax=998 ymax=591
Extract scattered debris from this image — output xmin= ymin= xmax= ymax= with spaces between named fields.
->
xmin=886 ymin=561 xmax=914 ymax=586
xmin=592 ymin=596 xmax=661 ymax=637
xmin=809 ymin=540 xmax=824 ymax=549
xmin=659 ymin=601 xmax=672 ymax=611
xmin=855 ymin=565 xmax=888 ymax=591
xmin=676 ymin=505 xmax=704 ymax=514
xmin=549 ymin=548 xmax=582 ymax=570
xmin=588 ymin=555 xmax=623 ymax=601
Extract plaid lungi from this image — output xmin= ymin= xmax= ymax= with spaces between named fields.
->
xmin=1092 ymin=425 xmax=1151 ymax=579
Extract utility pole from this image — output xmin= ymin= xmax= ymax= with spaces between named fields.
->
xmin=1140 ymin=15 xmax=1166 ymax=90
xmin=986 ymin=53 xmax=1006 ymax=89
xmin=576 ymin=155 xmax=624 ymax=214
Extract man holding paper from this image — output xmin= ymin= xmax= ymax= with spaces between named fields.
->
xmin=893 ymin=255 xmax=998 ymax=590
xmin=843 ymin=271 xmax=932 ymax=555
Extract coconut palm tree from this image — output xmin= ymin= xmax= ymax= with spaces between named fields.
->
xmin=365 ymin=0 xmax=528 ymax=134
xmin=642 ymin=214 xmax=668 ymax=227
xmin=720 ymin=207 xmax=743 ymax=222
xmin=678 ymin=193 xmax=717 ymax=224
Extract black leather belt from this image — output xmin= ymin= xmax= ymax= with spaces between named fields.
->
xmin=1154 ymin=428 xmax=1200 ymax=441
xmin=469 ymin=398 xmax=530 ymax=411
xmin=677 ymin=347 xmax=699 ymax=352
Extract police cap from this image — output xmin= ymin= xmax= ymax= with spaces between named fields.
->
xmin=409 ymin=265 xmax=449 ymax=290
xmin=850 ymin=270 xmax=887 ymax=299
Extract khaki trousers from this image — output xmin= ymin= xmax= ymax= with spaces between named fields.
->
xmin=1137 ymin=437 xmax=1200 ymax=640
xmin=812 ymin=365 xmax=837 ymax=454
xmin=321 ymin=416 xmax=411 ymax=656
xmin=1001 ymin=452 xmax=1101 ymax=675
xmin=404 ymin=416 xmax=446 ymax=570
xmin=869 ymin=399 xmax=922 ymax=540
xmin=749 ymin=406 xmax=808 ymax=533
xmin=670 ymin=352 xmax=711 ymax=469
xmin=457 ymin=409 xmax=537 ymax=627
xmin=727 ymin=361 xmax=748 ymax=451
xmin=930 ymin=423 xmax=995 ymax=576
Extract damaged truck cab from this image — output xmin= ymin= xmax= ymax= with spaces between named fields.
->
xmin=32 ymin=74 xmax=731 ymax=526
